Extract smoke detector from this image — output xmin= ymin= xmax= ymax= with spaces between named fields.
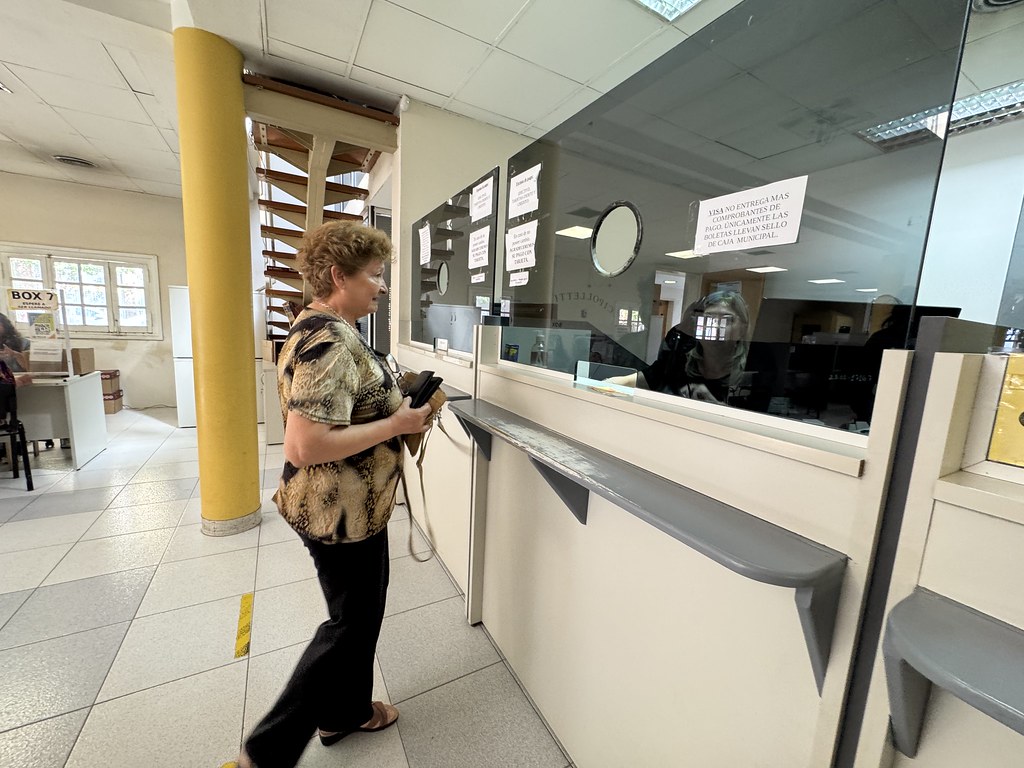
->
xmin=52 ymin=155 xmax=97 ymax=168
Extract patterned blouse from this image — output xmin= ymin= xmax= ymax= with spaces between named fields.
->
xmin=274 ymin=309 xmax=404 ymax=543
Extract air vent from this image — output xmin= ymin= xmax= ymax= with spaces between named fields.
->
xmin=53 ymin=155 xmax=97 ymax=168
xmin=972 ymin=0 xmax=1024 ymax=10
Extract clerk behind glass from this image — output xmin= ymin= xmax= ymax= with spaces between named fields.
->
xmin=608 ymin=290 xmax=750 ymax=405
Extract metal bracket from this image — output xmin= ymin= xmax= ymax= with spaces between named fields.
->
xmin=528 ymin=457 xmax=588 ymax=524
xmin=453 ymin=414 xmax=492 ymax=460
xmin=794 ymin=565 xmax=845 ymax=694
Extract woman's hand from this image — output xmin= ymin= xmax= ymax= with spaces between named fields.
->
xmin=389 ymin=397 xmax=433 ymax=436
xmin=685 ymin=383 xmax=721 ymax=404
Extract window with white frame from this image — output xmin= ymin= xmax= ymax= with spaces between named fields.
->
xmin=0 ymin=244 xmax=160 ymax=338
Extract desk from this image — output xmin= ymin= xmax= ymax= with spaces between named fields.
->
xmin=18 ymin=372 xmax=108 ymax=470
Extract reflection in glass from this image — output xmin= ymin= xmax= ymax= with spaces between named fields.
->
xmin=591 ymin=202 xmax=642 ymax=277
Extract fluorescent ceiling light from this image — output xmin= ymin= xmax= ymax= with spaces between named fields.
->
xmin=666 ymin=249 xmax=701 ymax=259
xmin=746 ymin=266 xmax=787 ymax=273
xmin=663 ymin=280 xmax=676 ymax=284
xmin=555 ymin=226 xmax=592 ymax=239
xmin=856 ymin=288 xmax=879 ymax=293
xmin=630 ymin=0 xmax=704 ymax=22
xmin=808 ymin=278 xmax=845 ymax=284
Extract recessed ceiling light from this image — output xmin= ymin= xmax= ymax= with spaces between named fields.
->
xmin=666 ymin=249 xmax=701 ymax=259
xmin=808 ymin=278 xmax=845 ymax=284
xmin=555 ymin=226 xmax=592 ymax=239
xmin=630 ymin=0 xmax=704 ymax=22
xmin=0 ymin=80 xmax=12 ymax=95
xmin=52 ymin=155 xmax=97 ymax=168
xmin=663 ymin=280 xmax=676 ymax=284
xmin=856 ymin=288 xmax=879 ymax=293
xmin=747 ymin=266 xmax=787 ymax=273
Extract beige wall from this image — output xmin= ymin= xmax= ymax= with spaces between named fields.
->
xmin=0 ymin=171 xmax=186 ymax=408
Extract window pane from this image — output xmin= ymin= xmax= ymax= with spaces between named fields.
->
xmin=80 ymin=264 xmax=105 ymax=285
xmin=116 ymin=266 xmax=145 ymax=287
xmin=12 ymin=279 xmax=42 ymax=290
xmin=117 ymin=287 xmax=146 ymax=307
xmin=84 ymin=306 xmax=107 ymax=326
xmin=54 ymin=261 xmax=80 ymax=282
xmin=64 ymin=306 xmax=84 ymax=325
xmin=119 ymin=308 xmax=148 ymax=327
xmin=83 ymin=286 xmax=106 ymax=305
xmin=10 ymin=258 xmax=43 ymax=280
xmin=58 ymin=283 xmax=81 ymax=304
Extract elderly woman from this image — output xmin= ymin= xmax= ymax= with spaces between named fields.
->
xmin=240 ymin=221 xmax=431 ymax=768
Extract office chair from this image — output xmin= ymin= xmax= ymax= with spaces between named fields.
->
xmin=0 ymin=362 xmax=34 ymax=491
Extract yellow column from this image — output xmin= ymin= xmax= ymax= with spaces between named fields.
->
xmin=173 ymin=27 xmax=261 ymax=535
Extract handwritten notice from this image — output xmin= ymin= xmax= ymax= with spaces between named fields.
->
xmin=694 ymin=175 xmax=807 ymax=255
xmin=505 ymin=219 xmax=538 ymax=271
xmin=508 ymin=163 xmax=541 ymax=219
xmin=469 ymin=225 xmax=490 ymax=269
xmin=471 ymin=177 xmax=494 ymax=222
xmin=510 ymin=271 xmax=529 ymax=287
xmin=471 ymin=272 xmax=486 ymax=284
xmin=418 ymin=224 xmax=431 ymax=265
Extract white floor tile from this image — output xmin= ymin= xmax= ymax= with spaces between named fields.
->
xmin=42 ymin=529 xmax=173 ymax=586
xmin=136 ymin=548 xmax=256 ymax=616
xmin=45 ymin=467 xmax=138 ymax=493
xmin=255 ymin=538 xmax=317 ymax=591
xmin=386 ymin=554 xmax=460 ymax=618
xmin=0 ymin=709 xmax=90 ymax=768
xmin=67 ymin=661 xmax=247 ymax=768
xmin=162 ymin=522 xmax=260 ymax=563
xmin=0 ymin=545 xmax=73 ymax=594
xmin=131 ymin=460 xmax=200 ymax=483
xmin=249 ymin=578 xmax=327 ymax=657
xmin=257 ymin=509 xmax=298 ymax=546
xmin=178 ymin=497 xmax=202 ymax=526
xmin=97 ymin=594 xmax=245 ymax=701
xmin=387 ymin=516 xmax=430 ymax=559
xmin=144 ymin=446 xmax=200 ymax=465
xmin=0 ymin=589 xmax=32 ymax=628
xmin=0 ymin=510 xmax=101 ymax=554
xmin=108 ymin=477 xmax=197 ymax=508
xmin=81 ymin=499 xmax=188 ymax=539
xmin=13 ymin=487 xmax=121 ymax=522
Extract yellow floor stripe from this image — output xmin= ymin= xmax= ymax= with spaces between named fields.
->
xmin=234 ymin=592 xmax=254 ymax=659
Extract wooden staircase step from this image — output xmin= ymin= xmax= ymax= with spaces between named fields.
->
xmin=261 ymin=225 xmax=304 ymax=249
xmin=256 ymin=169 xmax=368 ymax=205
xmin=263 ymin=249 xmax=297 ymax=264
xmin=266 ymin=287 xmax=304 ymax=301
xmin=268 ymin=320 xmax=291 ymax=332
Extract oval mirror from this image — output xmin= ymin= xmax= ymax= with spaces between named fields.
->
xmin=590 ymin=201 xmax=642 ymax=277
xmin=436 ymin=261 xmax=450 ymax=296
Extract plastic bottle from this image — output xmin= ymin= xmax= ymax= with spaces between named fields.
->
xmin=530 ymin=333 xmax=546 ymax=366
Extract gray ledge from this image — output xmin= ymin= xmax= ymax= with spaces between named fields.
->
xmin=450 ymin=399 xmax=846 ymax=693
xmin=884 ymin=588 xmax=1024 ymax=757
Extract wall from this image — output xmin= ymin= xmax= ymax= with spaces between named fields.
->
xmin=392 ymin=100 xmax=530 ymax=348
xmin=0 ymin=171 xmax=186 ymax=408
xmin=917 ymin=119 xmax=1024 ymax=323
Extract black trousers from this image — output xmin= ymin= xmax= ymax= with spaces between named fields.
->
xmin=245 ymin=528 xmax=390 ymax=767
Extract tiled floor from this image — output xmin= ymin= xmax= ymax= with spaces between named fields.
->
xmin=0 ymin=408 xmax=571 ymax=768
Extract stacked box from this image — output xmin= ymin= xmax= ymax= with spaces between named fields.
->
xmin=101 ymin=369 xmax=122 ymax=414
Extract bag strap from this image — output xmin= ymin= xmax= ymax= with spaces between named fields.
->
xmin=400 ymin=416 xmax=438 ymax=562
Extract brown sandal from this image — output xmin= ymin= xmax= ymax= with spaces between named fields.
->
xmin=319 ymin=701 xmax=399 ymax=746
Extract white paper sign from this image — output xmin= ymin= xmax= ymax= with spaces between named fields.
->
xmin=510 ymin=271 xmax=529 ymax=287
xmin=29 ymin=338 xmax=62 ymax=362
xmin=470 ymin=177 xmax=494 ymax=223
xmin=508 ymin=163 xmax=541 ymax=219
xmin=471 ymin=273 xmax=486 ymax=284
xmin=468 ymin=225 xmax=490 ymax=269
xmin=418 ymin=224 xmax=431 ymax=265
xmin=505 ymin=219 xmax=538 ymax=271
xmin=500 ymin=298 xmax=511 ymax=314
xmin=7 ymin=287 xmax=58 ymax=311
xmin=475 ymin=295 xmax=490 ymax=309
xmin=693 ymin=175 xmax=808 ymax=256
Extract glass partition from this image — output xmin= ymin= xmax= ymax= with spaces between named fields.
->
xmin=501 ymin=0 xmax=971 ymax=433
xmin=411 ymin=168 xmax=499 ymax=353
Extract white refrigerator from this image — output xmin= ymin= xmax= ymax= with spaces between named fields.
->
xmin=169 ymin=285 xmax=265 ymax=429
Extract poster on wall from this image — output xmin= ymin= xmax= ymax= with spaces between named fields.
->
xmin=505 ymin=220 xmax=538 ymax=271
xmin=693 ymin=175 xmax=808 ymax=256
xmin=508 ymin=163 xmax=541 ymax=219
xmin=470 ymin=177 xmax=494 ymax=222
xmin=469 ymin=226 xmax=490 ymax=269
xmin=418 ymin=224 xmax=432 ymax=265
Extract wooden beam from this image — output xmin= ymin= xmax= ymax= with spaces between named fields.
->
xmin=242 ymin=74 xmax=399 ymax=126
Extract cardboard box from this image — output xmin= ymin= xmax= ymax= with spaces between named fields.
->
xmin=103 ymin=389 xmax=123 ymax=414
xmin=59 ymin=347 xmax=96 ymax=374
xmin=100 ymin=369 xmax=120 ymax=395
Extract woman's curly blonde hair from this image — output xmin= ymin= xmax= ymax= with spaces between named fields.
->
xmin=298 ymin=221 xmax=393 ymax=298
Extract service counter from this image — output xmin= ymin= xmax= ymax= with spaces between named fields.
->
xmin=18 ymin=371 xmax=107 ymax=470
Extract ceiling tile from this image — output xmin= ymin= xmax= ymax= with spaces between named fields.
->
xmin=0 ymin=141 xmax=56 ymax=175
xmin=135 ymin=179 xmax=183 ymax=198
xmin=0 ymin=13 xmax=125 ymax=87
xmin=454 ymin=49 xmax=579 ymax=124
xmin=354 ymin=1 xmax=489 ymax=95
xmin=350 ymin=66 xmax=448 ymax=107
xmin=386 ymin=0 xmax=530 ymax=42
xmin=673 ymin=0 xmax=742 ymax=36
xmin=447 ymin=101 xmax=528 ymax=133
xmin=137 ymin=93 xmax=175 ymax=131
xmin=56 ymin=108 xmax=166 ymax=150
xmin=10 ymin=66 xmax=150 ymax=124
xmin=56 ymin=165 xmax=143 ymax=192
xmin=499 ymin=0 xmax=664 ymax=84
xmin=0 ymin=130 xmax=10 ymax=142
xmin=115 ymin=163 xmax=181 ymax=185
xmin=589 ymin=27 xmax=687 ymax=93
xmin=531 ymin=88 xmax=601 ymax=132
xmin=84 ymin=144 xmax=175 ymax=172
xmin=960 ymin=23 xmax=1024 ymax=91
xmin=159 ymin=128 xmax=180 ymax=154
xmin=267 ymin=38 xmax=349 ymax=78
xmin=966 ymin=4 xmax=1024 ymax=43
xmin=265 ymin=0 xmax=370 ymax=65
xmin=0 ymin=63 xmax=42 ymax=103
